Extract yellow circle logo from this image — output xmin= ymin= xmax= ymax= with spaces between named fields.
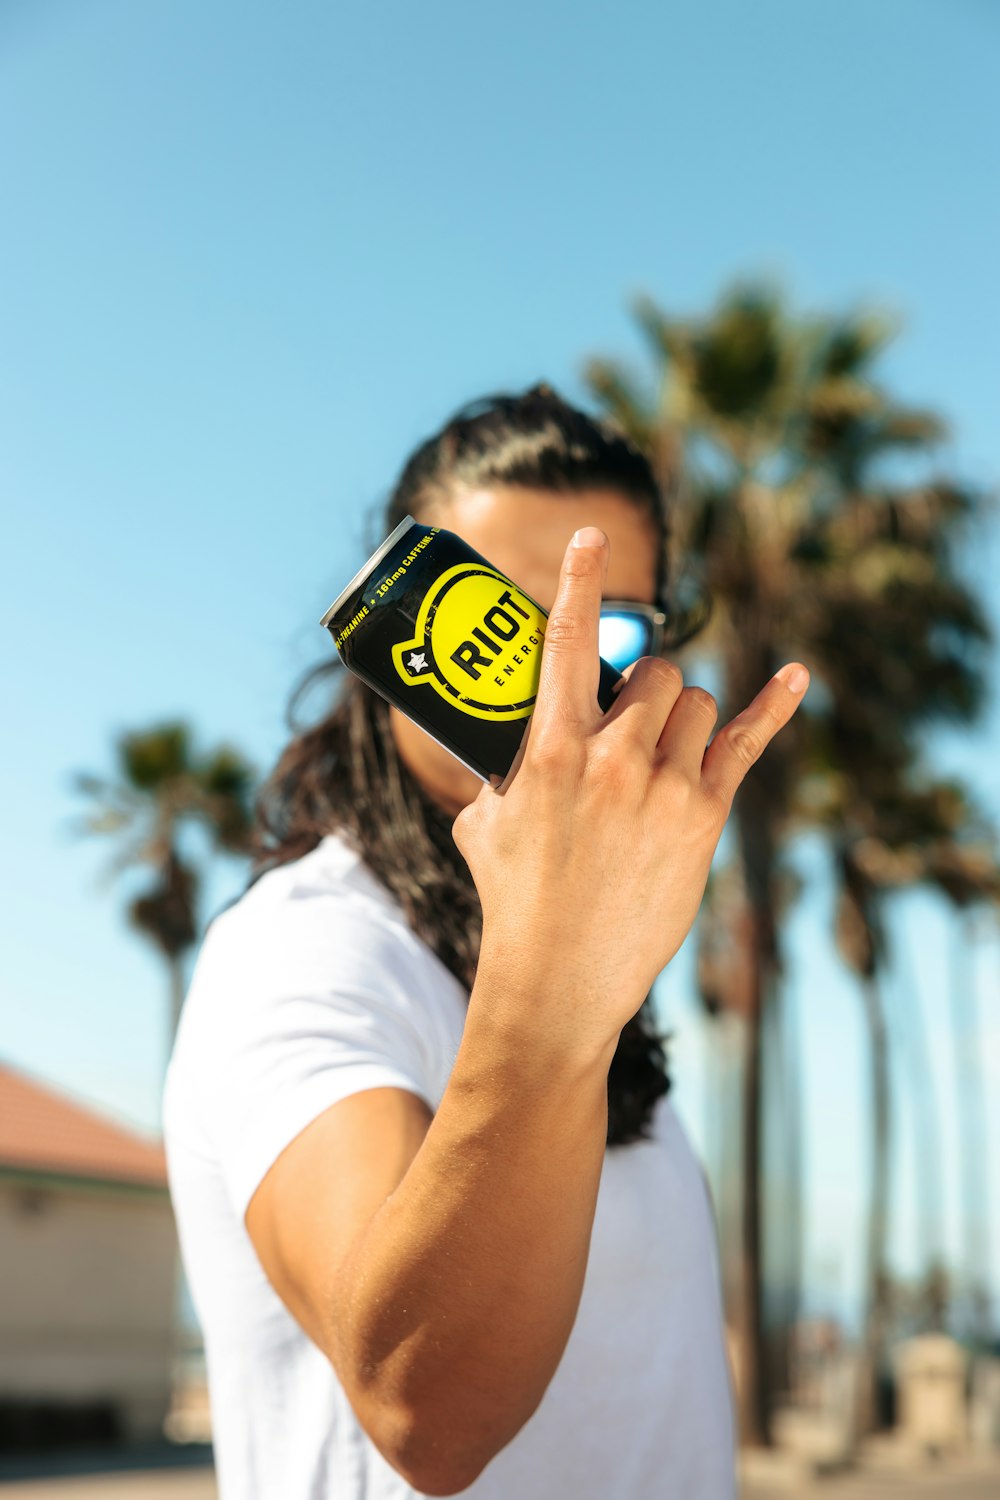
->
xmin=391 ymin=565 xmax=548 ymax=720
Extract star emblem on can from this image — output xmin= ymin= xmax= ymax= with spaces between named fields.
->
xmin=407 ymin=651 xmax=428 ymax=673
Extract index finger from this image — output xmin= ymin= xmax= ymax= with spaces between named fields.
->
xmin=700 ymin=662 xmax=809 ymax=810
xmin=531 ymin=526 xmax=609 ymax=735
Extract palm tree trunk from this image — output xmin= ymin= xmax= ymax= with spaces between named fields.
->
xmin=764 ymin=975 xmax=803 ymax=1398
xmin=894 ymin=935 xmax=946 ymax=1303
xmin=725 ymin=616 xmax=789 ymax=1447
xmin=740 ymin=942 xmax=768 ymax=1445
xmin=857 ymin=973 xmax=891 ymax=1436
xmin=732 ymin=794 xmax=781 ymax=1448
xmin=949 ymin=914 xmax=992 ymax=1341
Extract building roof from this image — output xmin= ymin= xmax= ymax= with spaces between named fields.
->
xmin=0 ymin=1062 xmax=167 ymax=1189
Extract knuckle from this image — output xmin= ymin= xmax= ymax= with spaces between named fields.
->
xmin=684 ymin=685 xmax=718 ymax=720
xmin=654 ymin=758 xmax=695 ymax=802
xmin=588 ymin=736 xmax=644 ymax=793
xmin=763 ymin=698 xmax=787 ymax=734
xmin=541 ymin=610 xmax=584 ymax=652
xmin=639 ymin=656 xmax=683 ymax=692
xmin=451 ymin=800 xmax=480 ymax=843
xmin=723 ymin=723 xmax=765 ymax=767
xmin=527 ymin=726 xmax=584 ymax=777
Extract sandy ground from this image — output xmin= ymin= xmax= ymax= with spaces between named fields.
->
xmin=743 ymin=1463 xmax=1000 ymax=1500
xmin=0 ymin=1474 xmax=216 ymax=1498
xmin=1 ymin=1450 xmax=998 ymax=1497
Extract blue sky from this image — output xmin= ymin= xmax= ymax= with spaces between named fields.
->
xmin=2 ymin=0 xmax=998 ymax=1330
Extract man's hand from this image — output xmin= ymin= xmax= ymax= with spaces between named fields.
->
xmin=453 ymin=524 xmax=808 ymax=1056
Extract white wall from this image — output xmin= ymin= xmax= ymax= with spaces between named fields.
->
xmin=0 ymin=1176 xmax=179 ymax=1441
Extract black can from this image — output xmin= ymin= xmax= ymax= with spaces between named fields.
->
xmin=320 ymin=515 xmax=625 ymax=782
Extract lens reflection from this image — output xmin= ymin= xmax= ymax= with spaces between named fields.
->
xmin=598 ymin=611 xmax=652 ymax=671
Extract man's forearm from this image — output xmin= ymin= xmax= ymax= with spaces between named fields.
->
xmin=334 ymin=963 xmax=619 ymax=1493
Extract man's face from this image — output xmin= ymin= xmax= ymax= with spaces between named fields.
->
xmin=388 ymin=484 xmax=660 ymax=816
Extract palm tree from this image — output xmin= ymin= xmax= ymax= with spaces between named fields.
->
xmin=585 ymin=283 xmax=993 ymax=1442
xmin=851 ymin=786 xmax=1000 ymax=1350
xmin=929 ymin=842 xmax=998 ymax=1346
xmin=73 ymin=722 xmax=257 ymax=1059
xmin=825 ymin=774 xmax=998 ymax=1433
xmin=832 ymin=840 xmax=893 ymax=1437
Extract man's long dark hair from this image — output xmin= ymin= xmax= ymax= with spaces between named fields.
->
xmin=245 ymin=382 xmax=672 ymax=1146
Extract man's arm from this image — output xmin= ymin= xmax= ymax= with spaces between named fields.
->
xmin=245 ymin=991 xmax=615 ymax=1497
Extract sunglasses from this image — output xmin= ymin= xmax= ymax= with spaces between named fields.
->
xmin=598 ymin=600 xmax=669 ymax=674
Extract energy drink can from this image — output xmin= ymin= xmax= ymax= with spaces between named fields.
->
xmin=320 ymin=515 xmax=625 ymax=782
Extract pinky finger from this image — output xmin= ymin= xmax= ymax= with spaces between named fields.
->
xmin=701 ymin=662 xmax=809 ymax=811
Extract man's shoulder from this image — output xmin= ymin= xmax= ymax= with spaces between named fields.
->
xmin=189 ymin=831 xmax=467 ymax=1026
xmin=234 ymin=831 xmax=395 ymax=913
xmin=205 ymin=833 xmax=407 ymax=956
xmin=164 ymin=831 xmax=465 ymax=1132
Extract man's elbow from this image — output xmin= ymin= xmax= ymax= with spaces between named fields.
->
xmin=370 ymin=1402 xmax=496 ymax=1496
xmin=335 ymin=1335 xmax=538 ymax=1493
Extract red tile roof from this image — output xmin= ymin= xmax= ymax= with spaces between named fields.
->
xmin=0 ymin=1062 xmax=167 ymax=1189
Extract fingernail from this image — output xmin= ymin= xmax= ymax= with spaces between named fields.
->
xmin=572 ymin=526 xmax=606 ymax=548
xmin=777 ymin=663 xmax=809 ymax=694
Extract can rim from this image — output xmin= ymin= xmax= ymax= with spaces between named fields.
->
xmin=319 ymin=515 xmax=418 ymax=629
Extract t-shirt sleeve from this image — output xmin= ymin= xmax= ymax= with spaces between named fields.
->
xmin=188 ymin=886 xmax=440 ymax=1223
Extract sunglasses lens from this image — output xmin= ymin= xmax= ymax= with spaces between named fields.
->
xmin=598 ymin=611 xmax=653 ymax=672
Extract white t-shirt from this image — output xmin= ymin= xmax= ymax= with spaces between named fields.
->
xmin=163 ymin=831 xmax=736 ymax=1499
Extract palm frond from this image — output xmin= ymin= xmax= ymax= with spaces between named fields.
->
xmin=820 ymin=310 xmax=901 ymax=378
xmin=118 ymin=723 xmax=194 ymax=790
